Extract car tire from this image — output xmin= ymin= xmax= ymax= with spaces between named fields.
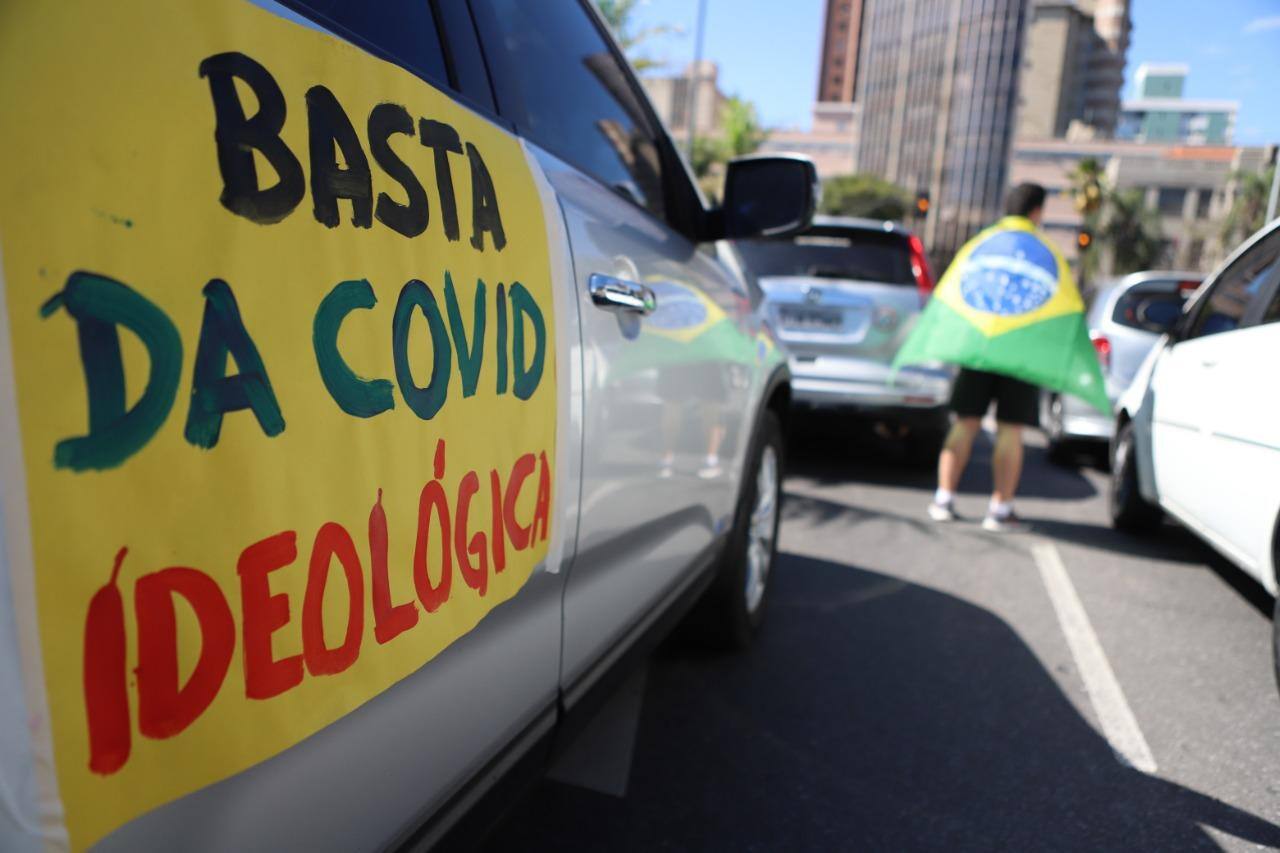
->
xmin=1046 ymin=437 xmax=1075 ymax=466
xmin=1109 ymin=421 xmax=1161 ymax=532
xmin=1273 ymin=595 xmax=1280 ymax=697
xmin=693 ymin=410 xmax=784 ymax=650
xmin=1044 ymin=395 xmax=1075 ymax=467
xmin=903 ymin=429 xmax=945 ymax=469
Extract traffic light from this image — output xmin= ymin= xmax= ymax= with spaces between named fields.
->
xmin=1077 ymin=226 xmax=1093 ymax=250
xmin=914 ymin=190 xmax=930 ymax=219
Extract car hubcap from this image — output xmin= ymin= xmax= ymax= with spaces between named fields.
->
xmin=745 ymin=445 xmax=778 ymax=614
xmin=1049 ymin=396 xmax=1064 ymax=440
xmin=1112 ymin=433 xmax=1130 ymax=506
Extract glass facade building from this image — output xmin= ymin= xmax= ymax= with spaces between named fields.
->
xmin=1116 ymin=63 xmax=1237 ymax=145
xmin=855 ymin=0 xmax=1029 ymax=263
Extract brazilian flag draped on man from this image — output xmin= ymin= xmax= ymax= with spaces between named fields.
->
xmin=892 ymin=215 xmax=1110 ymax=413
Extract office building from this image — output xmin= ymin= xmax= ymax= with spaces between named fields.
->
xmin=640 ymin=60 xmax=727 ymax=145
xmin=854 ymin=0 xmax=1030 ymax=263
xmin=1117 ymin=63 xmax=1237 ymax=145
xmin=761 ymin=102 xmax=860 ymax=179
xmin=1083 ymin=0 xmax=1131 ymax=134
xmin=817 ymin=0 xmax=866 ymax=103
xmin=1009 ymin=138 xmax=1274 ymax=273
xmin=1016 ymin=0 xmax=1131 ymax=139
xmin=773 ymin=0 xmax=866 ymax=181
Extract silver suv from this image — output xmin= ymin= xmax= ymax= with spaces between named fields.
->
xmin=736 ymin=216 xmax=953 ymax=461
xmin=0 ymin=1 xmax=814 ymax=850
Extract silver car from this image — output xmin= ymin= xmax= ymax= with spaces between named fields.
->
xmin=1041 ymin=270 xmax=1201 ymax=463
xmin=0 ymin=2 xmax=813 ymax=850
xmin=735 ymin=216 xmax=953 ymax=461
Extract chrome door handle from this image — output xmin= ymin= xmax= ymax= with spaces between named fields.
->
xmin=589 ymin=273 xmax=657 ymax=315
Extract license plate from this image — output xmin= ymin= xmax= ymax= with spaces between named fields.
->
xmin=778 ymin=305 xmax=842 ymax=331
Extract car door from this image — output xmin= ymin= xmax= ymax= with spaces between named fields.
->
xmin=1151 ymin=229 xmax=1280 ymax=564
xmin=80 ymin=4 xmax=574 ymax=851
xmin=1180 ymin=230 xmax=1280 ymax=585
xmin=469 ymin=0 xmax=759 ymax=700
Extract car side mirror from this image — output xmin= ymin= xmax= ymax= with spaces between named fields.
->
xmin=719 ymin=155 xmax=818 ymax=240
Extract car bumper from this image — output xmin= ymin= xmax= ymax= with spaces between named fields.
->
xmin=1060 ymin=411 xmax=1115 ymax=441
xmin=789 ymin=358 xmax=952 ymax=412
xmin=1056 ymin=391 xmax=1117 ymax=442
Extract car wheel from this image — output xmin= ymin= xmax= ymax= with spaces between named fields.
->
xmin=1109 ymin=421 xmax=1161 ymax=532
xmin=904 ymin=425 xmax=947 ymax=469
xmin=1273 ymin=595 xmax=1280 ymax=697
xmin=1044 ymin=395 xmax=1075 ymax=466
xmin=694 ymin=410 xmax=784 ymax=650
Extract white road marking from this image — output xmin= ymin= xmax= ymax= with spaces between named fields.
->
xmin=1032 ymin=542 xmax=1158 ymax=774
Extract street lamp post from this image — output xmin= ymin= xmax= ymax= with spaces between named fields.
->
xmin=684 ymin=0 xmax=708 ymax=163
xmin=1267 ymin=152 xmax=1280 ymax=224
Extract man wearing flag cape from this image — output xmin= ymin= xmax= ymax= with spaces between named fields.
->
xmin=892 ymin=183 xmax=1108 ymax=532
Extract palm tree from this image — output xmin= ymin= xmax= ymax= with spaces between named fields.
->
xmin=1068 ymin=157 xmax=1105 ymax=284
xmin=1069 ymin=156 xmax=1105 ymax=221
xmin=594 ymin=0 xmax=678 ymax=72
xmin=1102 ymin=189 xmax=1164 ymax=274
xmin=1220 ymin=165 xmax=1275 ymax=247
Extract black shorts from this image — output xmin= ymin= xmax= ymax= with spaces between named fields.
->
xmin=949 ymin=368 xmax=1039 ymax=426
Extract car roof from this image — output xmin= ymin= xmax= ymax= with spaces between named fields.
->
xmin=1089 ymin=270 xmax=1203 ymax=324
xmin=1092 ymin=270 xmax=1201 ymax=302
xmin=808 ymin=214 xmax=913 ymax=238
xmin=1109 ymin=270 xmax=1202 ymax=290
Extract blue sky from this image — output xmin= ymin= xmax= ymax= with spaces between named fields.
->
xmin=627 ymin=0 xmax=1280 ymax=145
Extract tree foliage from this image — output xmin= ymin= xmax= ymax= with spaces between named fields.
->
xmin=1068 ymin=156 xmax=1105 ymax=281
xmin=819 ymin=173 xmax=911 ymax=221
xmin=1069 ymin=157 xmax=1105 ymax=221
xmin=688 ymin=97 xmax=768 ymax=202
xmin=719 ymin=96 xmax=766 ymax=159
xmin=1220 ymin=165 xmax=1275 ymax=247
xmin=594 ymin=0 xmax=677 ymax=72
xmin=689 ymin=135 xmax=723 ymax=179
xmin=1101 ymin=188 xmax=1165 ymax=275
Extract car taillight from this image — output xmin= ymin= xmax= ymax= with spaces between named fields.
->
xmin=908 ymin=234 xmax=934 ymax=305
xmin=1178 ymin=279 xmax=1201 ymax=296
xmin=1091 ymin=333 xmax=1111 ymax=372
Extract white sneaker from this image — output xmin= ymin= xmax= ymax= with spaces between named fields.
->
xmin=698 ymin=454 xmax=722 ymax=479
xmin=982 ymin=510 xmax=1027 ymax=533
xmin=928 ymin=500 xmax=959 ymax=522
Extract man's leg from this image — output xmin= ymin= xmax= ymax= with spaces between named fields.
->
xmin=932 ymin=368 xmax=991 ymax=520
xmin=938 ymin=417 xmax=981 ymax=493
xmin=991 ymin=422 xmax=1024 ymax=505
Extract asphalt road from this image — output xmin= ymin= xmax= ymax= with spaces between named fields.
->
xmin=486 ymin=416 xmax=1280 ymax=852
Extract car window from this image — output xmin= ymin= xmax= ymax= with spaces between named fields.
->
xmin=276 ymin=0 xmax=450 ymax=87
xmin=472 ymin=0 xmax=666 ymax=221
xmin=1111 ymin=279 xmax=1196 ymax=333
xmin=736 ymin=228 xmax=915 ymax=286
xmin=1262 ymin=280 xmax=1280 ymax=326
xmin=1188 ymin=233 xmax=1280 ymax=338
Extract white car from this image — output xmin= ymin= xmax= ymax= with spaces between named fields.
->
xmin=1041 ymin=270 xmax=1200 ymax=463
xmin=1111 ymin=219 xmax=1280 ymax=682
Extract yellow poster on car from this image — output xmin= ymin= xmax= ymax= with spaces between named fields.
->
xmin=0 ymin=1 xmax=556 ymax=848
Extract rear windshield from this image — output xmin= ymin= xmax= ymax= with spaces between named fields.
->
xmin=736 ymin=226 xmax=915 ymax=286
xmin=1111 ymin=278 xmax=1198 ymax=332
